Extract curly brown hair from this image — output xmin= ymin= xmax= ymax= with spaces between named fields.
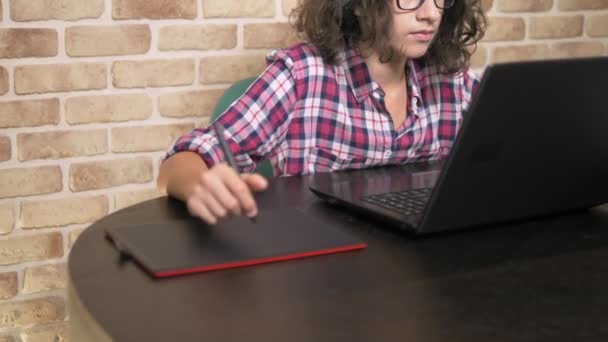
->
xmin=292 ymin=0 xmax=487 ymax=74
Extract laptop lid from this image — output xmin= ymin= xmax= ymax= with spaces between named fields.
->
xmin=310 ymin=57 xmax=608 ymax=234
xmin=418 ymin=56 xmax=608 ymax=233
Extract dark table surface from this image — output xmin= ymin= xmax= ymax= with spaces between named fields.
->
xmin=69 ymin=174 xmax=608 ymax=342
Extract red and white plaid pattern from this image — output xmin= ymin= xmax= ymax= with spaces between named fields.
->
xmin=166 ymin=43 xmax=479 ymax=176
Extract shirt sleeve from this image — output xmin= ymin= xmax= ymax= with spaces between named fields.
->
xmin=164 ymin=51 xmax=298 ymax=173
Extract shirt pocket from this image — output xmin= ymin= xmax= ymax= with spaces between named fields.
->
xmin=412 ymin=145 xmax=446 ymax=161
xmin=308 ymin=147 xmax=371 ymax=173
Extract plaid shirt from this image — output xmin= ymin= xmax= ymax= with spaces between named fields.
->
xmin=166 ymin=43 xmax=479 ymax=176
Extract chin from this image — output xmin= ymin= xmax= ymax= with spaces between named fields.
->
xmin=405 ymin=48 xmax=429 ymax=60
xmin=399 ymin=41 xmax=431 ymax=60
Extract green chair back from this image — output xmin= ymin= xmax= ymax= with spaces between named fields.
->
xmin=211 ymin=77 xmax=274 ymax=178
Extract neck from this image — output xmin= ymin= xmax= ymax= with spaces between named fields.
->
xmin=358 ymin=45 xmax=407 ymax=88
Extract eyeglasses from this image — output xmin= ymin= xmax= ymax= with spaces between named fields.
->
xmin=396 ymin=0 xmax=456 ymax=10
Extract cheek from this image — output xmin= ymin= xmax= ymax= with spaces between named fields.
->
xmin=390 ymin=26 xmax=411 ymax=47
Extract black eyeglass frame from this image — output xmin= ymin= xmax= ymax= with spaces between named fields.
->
xmin=396 ymin=0 xmax=456 ymax=10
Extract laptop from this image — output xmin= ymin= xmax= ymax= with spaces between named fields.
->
xmin=309 ymin=56 xmax=608 ymax=235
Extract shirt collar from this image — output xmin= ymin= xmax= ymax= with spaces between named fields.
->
xmin=407 ymin=59 xmax=424 ymax=115
xmin=340 ymin=47 xmax=378 ymax=103
xmin=340 ymin=47 xmax=424 ymax=107
xmin=407 ymin=59 xmax=423 ymax=104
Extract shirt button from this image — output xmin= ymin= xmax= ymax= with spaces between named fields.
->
xmin=384 ymin=150 xmax=392 ymax=158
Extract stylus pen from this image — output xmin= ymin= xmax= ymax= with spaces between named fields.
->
xmin=212 ymin=121 xmax=257 ymax=223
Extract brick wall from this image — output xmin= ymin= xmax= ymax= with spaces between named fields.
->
xmin=0 ymin=0 xmax=607 ymax=340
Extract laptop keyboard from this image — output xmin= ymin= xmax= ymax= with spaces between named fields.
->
xmin=361 ymin=188 xmax=432 ymax=217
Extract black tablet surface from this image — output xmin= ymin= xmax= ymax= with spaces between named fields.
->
xmin=105 ymin=207 xmax=366 ymax=278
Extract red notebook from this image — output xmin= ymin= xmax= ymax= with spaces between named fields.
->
xmin=105 ymin=207 xmax=366 ymax=278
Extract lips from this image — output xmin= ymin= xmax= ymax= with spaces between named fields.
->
xmin=411 ymin=30 xmax=435 ymax=41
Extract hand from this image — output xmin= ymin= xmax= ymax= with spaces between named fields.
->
xmin=185 ymin=163 xmax=268 ymax=224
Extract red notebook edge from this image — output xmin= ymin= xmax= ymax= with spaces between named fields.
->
xmin=152 ymin=243 xmax=368 ymax=278
xmin=104 ymin=219 xmax=368 ymax=279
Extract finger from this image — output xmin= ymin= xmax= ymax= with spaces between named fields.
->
xmin=242 ymin=173 xmax=269 ymax=192
xmin=221 ymin=170 xmax=258 ymax=218
xmin=200 ymin=191 xmax=228 ymax=219
xmin=204 ymin=166 xmax=243 ymax=216
xmin=199 ymin=172 xmax=229 ymax=219
xmin=186 ymin=196 xmax=217 ymax=225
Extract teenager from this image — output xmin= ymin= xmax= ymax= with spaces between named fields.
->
xmin=158 ymin=0 xmax=487 ymax=224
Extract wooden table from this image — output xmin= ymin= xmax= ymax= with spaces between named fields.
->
xmin=69 ymin=174 xmax=608 ymax=341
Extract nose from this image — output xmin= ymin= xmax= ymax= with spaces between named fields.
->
xmin=416 ymin=0 xmax=441 ymax=22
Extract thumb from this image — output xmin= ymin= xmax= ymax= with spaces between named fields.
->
xmin=242 ymin=173 xmax=269 ymax=192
